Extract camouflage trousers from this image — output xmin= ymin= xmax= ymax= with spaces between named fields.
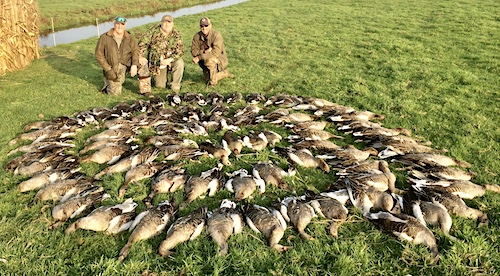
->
xmin=102 ymin=63 xmax=127 ymax=95
xmin=138 ymin=59 xmax=184 ymax=92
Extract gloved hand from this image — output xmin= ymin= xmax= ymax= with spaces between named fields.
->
xmin=105 ymin=69 xmax=118 ymax=81
xmin=130 ymin=65 xmax=137 ymax=77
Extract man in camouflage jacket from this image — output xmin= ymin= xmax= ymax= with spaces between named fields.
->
xmin=138 ymin=15 xmax=185 ymax=95
xmin=191 ymin=17 xmax=233 ymax=86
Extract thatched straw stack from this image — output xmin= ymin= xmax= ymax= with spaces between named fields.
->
xmin=0 ymin=0 xmax=40 ymax=76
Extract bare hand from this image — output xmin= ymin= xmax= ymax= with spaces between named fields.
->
xmin=139 ymin=57 xmax=148 ymax=66
xmin=130 ymin=65 xmax=138 ymax=77
xmin=161 ymin=58 xmax=173 ymax=67
xmin=192 ymin=56 xmax=200 ymax=64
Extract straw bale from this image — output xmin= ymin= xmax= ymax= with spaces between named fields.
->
xmin=0 ymin=0 xmax=40 ymax=76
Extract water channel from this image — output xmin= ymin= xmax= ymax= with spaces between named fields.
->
xmin=38 ymin=0 xmax=247 ymax=47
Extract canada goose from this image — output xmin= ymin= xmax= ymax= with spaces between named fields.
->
xmin=348 ymin=171 xmax=399 ymax=194
xmin=85 ymin=127 xmax=136 ymax=143
xmin=65 ymin=198 xmax=137 ymax=235
xmin=279 ymin=196 xmax=316 ymax=240
xmin=345 ymin=177 xmax=399 ymax=215
xmin=206 ymin=199 xmax=244 ymax=255
xmin=242 ymin=132 xmax=268 ymax=151
xmin=304 ymin=190 xmax=348 ymax=238
xmin=14 ymin=154 xmax=67 ymax=176
xmin=158 ymin=206 xmax=207 ymax=257
xmin=409 ymin=166 xmax=476 ymax=181
xmin=7 ymin=140 xmax=75 ymax=156
xmin=118 ymin=200 xmax=177 ymax=262
xmin=366 ymin=211 xmax=440 ymax=260
xmin=144 ymin=164 xmax=188 ymax=207
xmin=243 ymin=204 xmax=291 ymax=252
xmin=200 ymin=140 xmax=231 ymax=166
xmin=225 ymin=169 xmax=266 ymax=201
xmin=222 ymin=130 xmax=244 ymax=155
xmin=181 ymin=163 xmax=224 ymax=208
xmin=118 ymin=162 xmax=167 ymax=198
xmin=252 ymin=161 xmax=296 ymax=192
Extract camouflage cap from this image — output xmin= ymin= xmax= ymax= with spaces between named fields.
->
xmin=162 ymin=15 xmax=173 ymax=22
xmin=200 ymin=17 xmax=211 ymax=26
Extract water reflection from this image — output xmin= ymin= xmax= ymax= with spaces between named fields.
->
xmin=39 ymin=0 xmax=247 ymax=47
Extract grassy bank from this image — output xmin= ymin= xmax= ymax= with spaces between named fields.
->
xmin=37 ymin=0 xmax=222 ymax=34
xmin=1 ymin=0 xmax=499 ymax=274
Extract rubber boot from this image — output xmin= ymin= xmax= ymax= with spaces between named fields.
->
xmin=210 ymin=70 xmax=234 ymax=86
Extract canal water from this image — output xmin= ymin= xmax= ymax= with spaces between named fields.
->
xmin=39 ymin=0 xmax=247 ymax=47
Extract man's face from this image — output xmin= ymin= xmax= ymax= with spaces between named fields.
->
xmin=161 ymin=19 xmax=174 ymax=34
xmin=200 ymin=23 xmax=211 ymax=36
xmin=114 ymin=22 xmax=126 ymax=35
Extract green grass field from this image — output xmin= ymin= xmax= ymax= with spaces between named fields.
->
xmin=1 ymin=0 xmax=499 ymax=274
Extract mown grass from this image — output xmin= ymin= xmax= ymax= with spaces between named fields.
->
xmin=1 ymin=0 xmax=499 ymax=274
xmin=37 ymin=0 xmax=222 ymax=34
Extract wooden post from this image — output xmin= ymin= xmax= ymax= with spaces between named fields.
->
xmin=51 ymin=17 xmax=56 ymax=46
xmin=96 ymin=18 xmax=100 ymax=37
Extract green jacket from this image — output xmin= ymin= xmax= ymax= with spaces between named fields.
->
xmin=138 ymin=25 xmax=184 ymax=75
xmin=191 ymin=29 xmax=228 ymax=69
xmin=95 ymin=28 xmax=139 ymax=73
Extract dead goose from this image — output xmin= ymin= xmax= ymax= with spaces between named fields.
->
xmin=245 ymin=92 xmax=266 ymax=105
xmin=287 ymin=129 xmax=343 ymax=142
xmin=226 ymin=92 xmax=243 ymax=105
xmin=51 ymin=186 xmax=110 ymax=225
xmin=165 ymin=91 xmax=182 ymax=106
xmin=279 ymin=196 xmax=316 ymax=240
xmin=7 ymin=140 xmax=75 ymax=156
xmin=31 ymin=175 xmax=96 ymax=204
xmin=304 ymin=190 xmax=348 ymax=238
xmin=270 ymin=112 xmax=315 ymax=124
xmin=206 ymin=199 xmax=244 ymax=255
xmin=222 ymin=130 xmax=244 ymax=156
xmin=242 ymin=132 xmax=268 ymax=151
xmin=293 ymin=139 xmax=340 ymax=151
xmin=158 ymin=206 xmax=207 ymax=257
xmin=118 ymin=162 xmax=167 ymax=198
xmin=409 ymin=178 xmax=500 ymax=200
xmin=413 ymin=184 xmax=488 ymax=226
xmin=252 ymin=161 xmax=296 ymax=192
xmin=94 ymin=146 xmax=160 ymax=180
xmin=392 ymin=153 xmax=471 ymax=168
xmin=345 ymin=177 xmax=399 ymax=215
xmin=348 ymin=171 xmax=399 ymax=194
xmin=144 ymin=164 xmax=188 ymax=207
xmin=79 ymin=142 xmax=132 ymax=165
xmin=18 ymin=168 xmax=77 ymax=193
xmin=206 ymin=91 xmax=225 ymax=105
xmin=225 ymin=169 xmax=266 ymax=201
xmin=233 ymin=105 xmax=261 ymax=126
xmin=316 ymin=145 xmax=378 ymax=167
xmin=285 ymin=121 xmax=329 ymax=131
xmin=118 ymin=200 xmax=177 ymax=262
xmin=336 ymin=160 xmax=390 ymax=176
xmin=14 ymin=153 xmax=68 ymax=176
xmin=182 ymin=92 xmax=207 ymax=106
xmin=243 ymin=204 xmax=291 ymax=252
xmin=264 ymin=94 xmax=302 ymax=108
xmin=409 ymin=166 xmax=476 ymax=181
xmin=8 ymin=128 xmax=77 ymax=146
xmin=159 ymin=144 xmax=206 ymax=161
xmin=85 ymin=127 xmax=136 ymax=143
xmin=106 ymin=212 xmax=137 ymax=235
xmin=180 ymin=163 xmax=224 ymax=208
xmin=366 ymin=211 xmax=440 ymax=260
xmin=328 ymin=110 xmax=385 ymax=123
xmin=65 ymin=198 xmax=138 ymax=235
xmin=200 ymin=140 xmax=231 ymax=166
xmin=262 ymin=130 xmax=282 ymax=146
xmin=274 ymin=147 xmax=330 ymax=173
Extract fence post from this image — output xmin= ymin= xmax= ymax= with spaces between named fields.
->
xmin=51 ymin=17 xmax=56 ymax=46
xmin=96 ymin=18 xmax=100 ymax=37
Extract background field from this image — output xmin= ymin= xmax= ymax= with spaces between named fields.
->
xmin=0 ymin=0 xmax=499 ymax=275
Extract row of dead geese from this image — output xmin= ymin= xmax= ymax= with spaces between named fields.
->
xmin=5 ymin=92 xmax=499 ymax=262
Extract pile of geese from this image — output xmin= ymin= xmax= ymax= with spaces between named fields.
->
xmin=5 ymin=91 xmax=499 ymax=262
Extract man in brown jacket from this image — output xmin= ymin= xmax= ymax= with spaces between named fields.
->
xmin=95 ymin=16 xmax=139 ymax=95
xmin=191 ymin=17 xmax=233 ymax=86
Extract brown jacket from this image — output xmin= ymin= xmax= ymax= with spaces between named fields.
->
xmin=191 ymin=29 xmax=228 ymax=69
xmin=95 ymin=28 xmax=139 ymax=73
